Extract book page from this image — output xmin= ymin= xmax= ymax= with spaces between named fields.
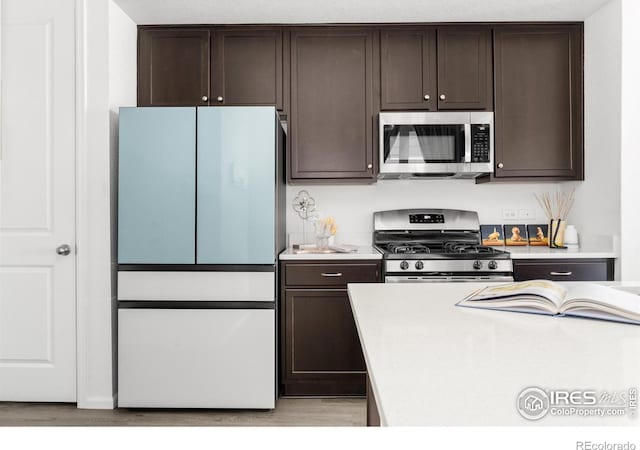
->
xmin=562 ymin=284 xmax=640 ymax=321
xmin=465 ymin=280 xmax=567 ymax=310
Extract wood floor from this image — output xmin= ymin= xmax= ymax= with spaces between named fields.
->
xmin=0 ymin=398 xmax=365 ymax=427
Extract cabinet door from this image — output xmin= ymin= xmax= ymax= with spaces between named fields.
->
xmin=212 ymin=28 xmax=283 ymax=110
xmin=436 ymin=27 xmax=492 ymax=110
xmin=493 ymin=25 xmax=583 ymax=179
xmin=138 ymin=28 xmax=210 ymax=106
xmin=196 ymin=107 xmax=276 ymax=264
xmin=283 ymin=289 xmax=366 ymax=395
xmin=118 ymin=108 xmax=196 ymax=264
xmin=290 ymin=28 xmax=376 ymax=181
xmin=380 ymin=28 xmax=436 ymax=110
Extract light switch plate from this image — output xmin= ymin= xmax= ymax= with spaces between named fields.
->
xmin=502 ymin=209 xmax=517 ymax=220
xmin=518 ymin=209 xmax=535 ymax=220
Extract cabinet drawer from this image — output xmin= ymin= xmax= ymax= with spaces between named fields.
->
xmin=284 ymin=262 xmax=380 ymax=287
xmin=513 ymin=259 xmax=614 ymax=282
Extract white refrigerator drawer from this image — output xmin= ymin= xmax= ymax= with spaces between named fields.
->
xmin=118 ymin=308 xmax=275 ymax=408
xmin=117 ymin=271 xmax=275 ymax=301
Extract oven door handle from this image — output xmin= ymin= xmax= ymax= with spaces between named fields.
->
xmin=464 ymin=123 xmax=472 ymax=163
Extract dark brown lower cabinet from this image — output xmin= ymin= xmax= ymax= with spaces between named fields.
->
xmin=513 ymin=259 xmax=614 ymax=282
xmin=281 ymin=260 xmax=381 ymax=396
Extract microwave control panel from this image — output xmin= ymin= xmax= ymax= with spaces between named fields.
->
xmin=471 ymin=124 xmax=491 ymax=162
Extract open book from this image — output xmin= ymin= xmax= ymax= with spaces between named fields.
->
xmin=457 ymin=280 xmax=640 ymax=325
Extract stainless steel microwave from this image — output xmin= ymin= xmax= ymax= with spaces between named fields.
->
xmin=378 ymin=111 xmax=494 ymax=179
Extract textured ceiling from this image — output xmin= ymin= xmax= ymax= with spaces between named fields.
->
xmin=114 ymin=0 xmax=611 ymax=25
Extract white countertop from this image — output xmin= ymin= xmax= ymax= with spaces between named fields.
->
xmin=348 ymin=282 xmax=640 ymax=426
xmin=503 ymin=242 xmax=618 ymax=259
xmin=279 ymin=246 xmax=382 ymax=260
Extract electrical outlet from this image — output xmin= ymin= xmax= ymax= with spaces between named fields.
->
xmin=518 ymin=209 xmax=535 ymax=220
xmin=502 ymin=209 xmax=517 ymax=220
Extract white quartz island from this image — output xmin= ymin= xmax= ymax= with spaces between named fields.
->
xmin=348 ymin=282 xmax=640 ymax=426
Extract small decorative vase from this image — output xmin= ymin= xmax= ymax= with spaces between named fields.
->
xmin=315 ymin=234 xmax=331 ymax=250
xmin=549 ymin=219 xmax=567 ymax=249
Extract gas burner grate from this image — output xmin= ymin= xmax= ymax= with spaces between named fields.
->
xmin=443 ymin=242 xmax=499 ymax=254
xmin=387 ymin=243 xmax=431 ymax=254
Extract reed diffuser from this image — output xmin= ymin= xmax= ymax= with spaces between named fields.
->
xmin=534 ymin=189 xmax=576 ymax=249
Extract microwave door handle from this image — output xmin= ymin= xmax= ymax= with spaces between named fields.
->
xmin=464 ymin=123 xmax=472 ymax=163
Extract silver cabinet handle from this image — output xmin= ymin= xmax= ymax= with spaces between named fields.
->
xmin=497 ymin=163 xmax=504 ymax=169
xmin=321 ymin=273 xmax=343 ymax=277
xmin=550 ymin=271 xmax=573 ymax=276
xmin=216 ymin=96 xmax=224 ymax=103
xmin=56 ymin=244 xmax=71 ymax=256
xmin=367 ymin=164 xmax=373 ymax=169
xmin=201 ymin=95 xmax=208 ymax=102
xmin=439 ymin=94 xmax=446 ymax=100
xmin=423 ymin=94 xmax=430 ymax=100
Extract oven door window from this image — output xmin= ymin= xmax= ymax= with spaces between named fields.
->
xmin=383 ymin=124 xmax=465 ymax=164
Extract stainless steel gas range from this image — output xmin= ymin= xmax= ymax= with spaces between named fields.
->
xmin=373 ymin=209 xmax=514 ymax=283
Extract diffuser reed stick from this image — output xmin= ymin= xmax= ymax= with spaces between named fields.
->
xmin=534 ymin=189 xmax=576 ymax=249
xmin=534 ymin=188 xmax=576 ymax=221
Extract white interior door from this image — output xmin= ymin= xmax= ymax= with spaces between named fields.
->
xmin=0 ymin=0 xmax=76 ymax=401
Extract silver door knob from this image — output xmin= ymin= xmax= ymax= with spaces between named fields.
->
xmin=423 ymin=94 xmax=430 ymax=101
xmin=367 ymin=164 xmax=373 ymax=169
xmin=497 ymin=163 xmax=504 ymax=169
xmin=201 ymin=95 xmax=208 ymax=102
xmin=56 ymin=244 xmax=71 ymax=256
xmin=439 ymin=94 xmax=446 ymax=100
xmin=216 ymin=96 xmax=224 ymax=103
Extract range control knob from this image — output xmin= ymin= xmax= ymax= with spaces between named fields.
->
xmin=415 ymin=261 xmax=424 ymax=270
xmin=488 ymin=260 xmax=498 ymax=270
xmin=400 ymin=261 xmax=409 ymax=270
xmin=473 ymin=260 xmax=483 ymax=270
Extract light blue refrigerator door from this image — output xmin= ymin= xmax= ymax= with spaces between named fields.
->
xmin=118 ymin=107 xmax=196 ymax=264
xmin=197 ymin=107 xmax=275 ymax=264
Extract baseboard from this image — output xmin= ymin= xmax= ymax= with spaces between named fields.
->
xmin=77 ymin=394 xmax=116 ymax=409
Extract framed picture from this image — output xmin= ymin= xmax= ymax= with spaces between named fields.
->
xmin=480 ymin=225 xmax=504 ymax=246
xmin=527 ymin=224 xmax=549 ymax=246
xmin=504 ymin=224 xmax=528 ymax=246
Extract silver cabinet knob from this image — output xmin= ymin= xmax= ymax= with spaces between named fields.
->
xmin=439 ymin=94 xmax=446 ymax=100
xmin=201 ymin=95 xmax=208 ymax=102
xmin=497 ymin=163 xmax=504 ymax=169
xmin=423 ymin=94 xmax=430 ymax=101
xmin=367 ymin=164 xmax=373 ymax=169
xmin=216 ymin=96 xmax=224 ymax=103
xmin=56 ymin=244 xmax=71 ymax=256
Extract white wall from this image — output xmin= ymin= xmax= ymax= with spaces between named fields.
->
xmin=108 ymin=0 xmax=137 ymax=403
xmin=76 ymin=0 xmax=113 ymax=408
xmin=286 ymin=181 xmax=569 ymax=244
xmin=570 ymin=0 xmax=621 ymax=247
xmin=76 ymin=0 xmax=136 ymax=409
xmin=620 ymin=0 xmax=640 ymax=280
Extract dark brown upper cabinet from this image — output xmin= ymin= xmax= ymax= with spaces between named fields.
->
xmin=493 ymin=25 xmax=583 ymax=180
xmin=436 ymin=26 xmax=493 ymax=110
xmin=380 ymin=28 xmax=437 ymax=110
xmin=380 ymin=26 xmax=492 ymax=111
xmin=138 ymin=28 xmax=210 ymax=107
xmin=289 ymin=28 xmax=377 ymax=183
xmin=138 ymin=27 xmax=285 ymax=110
xmin=211 ymin=28 xmax=283 ymax=109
